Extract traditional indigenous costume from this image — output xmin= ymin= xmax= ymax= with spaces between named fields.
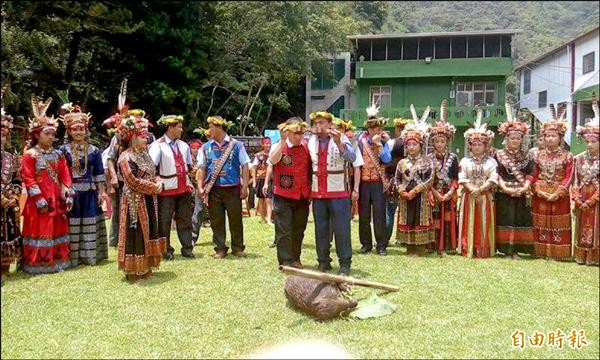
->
xmin=493 ymin=103 xmax=535 ymax=257
xmin=395 ymin=105 xmax=435 ymax=255
xmin=458 ymin=108 xmax=498 ymax=258
xmin=1 ymin=102 xmax=22 ymax=275
xmin=58 ymin=102 xmax=108 ymax=266
xmin=271 ymin=120 xmax=312 ymax=267
xmin=572 ymin=100 xmax=599 ymax=266
xmin=531 ymin=104 xmax=573 ymax=261
xmin=148 ymin=114 xmax=195 ymax=258
xmin=357 ymin=105 xmax=392 ymax=254
xmin=308 ymin=111 xmax=356 ymax=274
xmin=189 ymin=140 xmax=204 ymax=243
xmin=386 ymin=118 xmax=406 ymax=245
xmin=116 ymin=114 xmax=166 ymax=280
xmin=21 ymin=96 xmax=75 ymax=274
xmin=198 ymin=116 xmax=251 ymax=257
xmin=427 ymin=100 xmax=459 ymax=254
xmin=253 ymin=138 xmax=273 ymax=198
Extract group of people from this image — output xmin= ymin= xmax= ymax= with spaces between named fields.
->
xmin=1 ymin=85 xmax=598 ymax=282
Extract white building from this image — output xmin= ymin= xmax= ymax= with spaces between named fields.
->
xmin=515 ymin=26 xmax=599 ymax=153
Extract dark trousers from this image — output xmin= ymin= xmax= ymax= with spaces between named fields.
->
xmin=359 ymin=181 xmax=387 ymax=251
xmin=385 ymin=196 xmax=398 ymax=243
xmin=274 ymin=195 xmax=309 ymax=265
xmin=191 ymin=189 xmax=203 ymax=243
xmin=208 ymin=186 xmax=244 ymax=253
xmin=109 ymin=185 xmax=122 ymax=246
xmin=313 ymin=198 xmax=352 ymax=268
xmin=158 ymin=192 xmax=194 ymax=256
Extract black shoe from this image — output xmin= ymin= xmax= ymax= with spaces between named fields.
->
xmin=338 ymin=266 xmax=350 ymax=276
xmin=378 ymin=249 xmax=387 ymax=256
xmin=164 ymin=253 xmax=175 ymax=261
xmin=359 ymin=246 xmax=372 ymax=254
xmin=182 ymin=252 xmax=195 ymax=259
xmin=317 ymin=263 xmax=333 ymax=272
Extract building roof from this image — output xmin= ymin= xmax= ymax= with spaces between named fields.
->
xmin=347 ymin=29 xmax=523 ymax=41
xmin=514 ymin=26 xmax=599 ymax=71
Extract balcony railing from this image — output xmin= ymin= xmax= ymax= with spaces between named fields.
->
xmin=340 ymin=105 xmax=506 ymax=127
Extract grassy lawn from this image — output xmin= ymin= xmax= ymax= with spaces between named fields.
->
xmin=2 ymin=215 xmax=599 ymax=359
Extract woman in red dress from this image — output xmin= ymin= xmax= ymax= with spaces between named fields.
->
xmin=21 ymin=96 xmax=75 ymax=274
xmin=531 ymin=104 xmax=573 ymax=261
xmin=572 ymin=100 xmax=599 ymax=266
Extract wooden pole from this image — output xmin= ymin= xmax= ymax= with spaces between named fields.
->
xmin=279 ymin=265 xmax=399 ymax=292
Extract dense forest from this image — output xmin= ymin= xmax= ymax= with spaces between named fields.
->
xmin=1 ymin=1 xmax=598 ymax=145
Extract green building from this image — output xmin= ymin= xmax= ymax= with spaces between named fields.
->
xmin=334 ymin=29 xmax=522 ymax=157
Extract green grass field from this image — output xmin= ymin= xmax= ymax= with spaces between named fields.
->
xmin=1 ymin=216 xmax=599 ymax=359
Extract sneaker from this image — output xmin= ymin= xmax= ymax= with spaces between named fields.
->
xmin=377 ymin=249 xmax=387 ymax=256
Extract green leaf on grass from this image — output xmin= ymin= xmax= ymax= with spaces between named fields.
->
xmin=349 ymin=292 xmax=397 ymax=319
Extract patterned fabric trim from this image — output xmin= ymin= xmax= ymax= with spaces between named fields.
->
xmin=22 ymin=235 xmax=70 ymax=248
xmin=35 ymin=199 xmax=48 ymax=208
xmin=93 ymin=174 xmax=106 ymax=183
xmin=69 ymin=216 xmax=100 ymax=225
xmin=72 ymin=182 xmax=97 ymax=192
xmin=22 ymin=260 xmax=71 ymax=274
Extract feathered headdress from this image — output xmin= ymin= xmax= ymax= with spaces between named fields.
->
xmin=207 ymin=115 xmax=234 ymax=128
xmin=364 ymin=103 xmax=387 ymax=129
xmin=102 ymin=78 xmax=129 ymax=133
xmin=1 ymin=85 xmax=13 ymax=130
xmin=497 ymin=101 xmax=530 ymax=137
xmin=115 ymin=113 xmax=149 ymax=143
xmin=576 ymin=93 xmax=599 ymax=141
xmin=400 ymin=104 xmax=431 ymax=144
xmin=429 ymin=99 xmax=456 ymax=140
xmin=464 ymin=107 xmax=494 ymax=145
xmin=157 ymin=114 xmax=184 ymax=127
xmin=29 ymin=94 xmax=58 ymax=132
xmin=57 ymin=89 xmax=92 ymax=130
xmin=541 ymin=103 xmax=568 ymax=137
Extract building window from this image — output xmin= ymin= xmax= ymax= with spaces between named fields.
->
xmin=435 ymin=37 xmax=451 ymax=59
xmin=484 ymin=36 xmax=501 ymax=57
xmin=403 ymin=39 xmax=418 ymax=60
xmin=467 ymin=36 xmax=484 ymax=58
xmin=372 ymin=39 xmax=386 ymax=61
xmin=579 ymin=101 xmax=595 ymax=126
xmin=456 ymin=82 xmax=497 ymax=106
xmin=370 ymin=86 xmax=392 ymax=108
xmin=538 ymin=90 xmax=547 ymax=109
xmin=419 ymin=38 xmax=433 ymax=59
xmin=583 ymin=52 xmax=595 ymax=74
xmin=523 ymin=68 xmax=531 ymax=94
xmin=452 ymin=37 xmax=467 ymax=58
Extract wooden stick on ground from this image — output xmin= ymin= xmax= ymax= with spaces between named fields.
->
xmin=279 ymin=265 xmax=399 ymax=292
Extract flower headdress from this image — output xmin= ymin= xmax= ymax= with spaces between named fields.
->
xmin=393 ymin=118 xmax=410 ymax=127
xmin=576 ymin=93 xmax=599 ymax=142
xmin=333 ymin=117 xmax=355 ymax=131
xmin=207 ymin=115 xmax=234 ymax=128
xmin=29 ymin=94 xmax=58 ymax=132
xmin=308 ymin=111 xmax=334 ymax=122
xmin=428 ymin=99 xmax=456 ymax=140
xmin=464 ymin=107 xmax=494 ymax=145
xmin=400 ymin=104 xmax=431 ymax=145
xmin=364 ymin=103 xmax=388 ymax=129
xmin=281 ymin=120 xmax=309 ymax=132
xmin=193 ymin=127 xmax=210 ymax=136
xmin=157 ymin=114 xmax=184 ymax=127
xmin=497 ymin=101 xmax=530 ymax=137
xmin=541 ymin=103 xmax=568 ymax=137
xmin=116 ymin=114 xmax=149 ymax=143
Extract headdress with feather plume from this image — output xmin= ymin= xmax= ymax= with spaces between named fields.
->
xmin=364 ymin=103 xmax=388 ymax=129
xmin=464 ymin=106 xmax=494 ymax=145
xmin=1 ymin=84 xmax=13 ymax=130
xmin=428 ymin=99 xmax=456 ymax=140
xmin=28 ymin=94 xmax=58 ymax=132
xmin=102 ymin=78 xmax=129 ymax=133
xmin=400 ymin=104 xmax=431 ymax=145
xmin=57 ymin=88 xmax=92 ymax=130
xmin=497 ymin=101 xmax=530 ymax=137
xmin=541 ymin=103 xmax=568 ymax=137
xmin=576 ymin=93 xmax=600 ymax=141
